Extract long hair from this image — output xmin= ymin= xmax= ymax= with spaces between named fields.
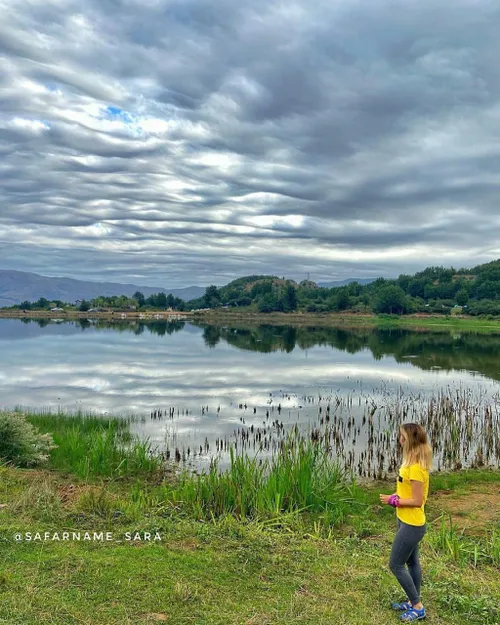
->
xmin=400 ymin=423 xmax=433 ymax=471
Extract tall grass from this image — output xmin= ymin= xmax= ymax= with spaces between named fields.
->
xmin=432 ymin=514 xmax=500 ymax=567
xmin=24 ymin=411 xmax=163 ymax=479
xmin=166 ymin=430 xmax=368 ymax=525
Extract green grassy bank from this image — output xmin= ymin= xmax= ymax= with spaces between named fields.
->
xmin=191 ymin=310 xmax=500 ymax=333
xmin=3 ymin=309 xmax=500 ymax=333
xmin=1 ymin=412 xmax=499 ymax=624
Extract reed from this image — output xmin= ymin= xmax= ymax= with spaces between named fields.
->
xmin=159 ymin=386 xmax=500 ymax=478
xmin=166 ymin=429 xmax=368 ymax=524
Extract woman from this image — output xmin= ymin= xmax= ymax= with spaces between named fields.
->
xmin=380 ymin=423 xmax=432 ymax=622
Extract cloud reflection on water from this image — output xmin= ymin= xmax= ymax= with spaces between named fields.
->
xmin=1 ymin=319 xmax=498 ymax=469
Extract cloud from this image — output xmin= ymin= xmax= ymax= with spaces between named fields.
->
xmin=1 ymin=0 xmax=499 ymax=287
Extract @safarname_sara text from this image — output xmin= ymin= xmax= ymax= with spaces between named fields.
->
xmin=14 ymin=531 xmax=162 ymax=542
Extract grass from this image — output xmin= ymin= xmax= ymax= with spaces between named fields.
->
xmin=1 ymin=412 xmax=499 ymax=624
xmin=21 ymin=410 xmax=163 ymax=480
xmin=432 ymin=514 xmax=500 ymax=567
xmin=5 ymin=412 xmax=368 ymax=526
xmin=192 ymin=309 xmax=500 ymax=332
xmin=0 ymin=464 xmax=499 ymax=624
xmin=168 ymin=434 xmax=368 ymax=524
xmin=429 ymin=467 xmax=500 ymax=492
xmin=370 ymin=314 xmax=500 ymax=332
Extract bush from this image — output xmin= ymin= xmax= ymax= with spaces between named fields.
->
xmin=0 ymin=411 xmax=56 ymax=467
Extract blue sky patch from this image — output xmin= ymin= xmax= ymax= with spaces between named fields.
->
xmin=106 ymin=106 xmax=134 ymax=124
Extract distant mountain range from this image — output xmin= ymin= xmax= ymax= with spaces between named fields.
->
xmin=0 ymin=270 xmax=206 ymax=308
xmin=317 ymin=278 xmax=375 ymax=288
xmin=0 ymin=270 xmax=377 ymax=308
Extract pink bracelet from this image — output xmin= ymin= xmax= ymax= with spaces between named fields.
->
xmin=388 ymin=495 xmax=400 ymax=507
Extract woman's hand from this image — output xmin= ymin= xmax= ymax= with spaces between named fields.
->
xmin=379 ymin=493 xmax=395 ymax=504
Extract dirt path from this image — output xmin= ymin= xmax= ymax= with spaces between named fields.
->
xmin=431 ymin=483 xmax=500 ymax=533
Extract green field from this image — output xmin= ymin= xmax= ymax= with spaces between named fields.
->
xmin=1 ymin=411 xmax=499 ymax=625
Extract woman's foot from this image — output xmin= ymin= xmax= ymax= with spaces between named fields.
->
xmin=392 ymin=600 xmax=412 ymax=611
xmin=400 ymin=605 xmax=426 ymax=622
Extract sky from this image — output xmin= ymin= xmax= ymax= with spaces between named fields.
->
xmin=1 ymin=0 xmax=499 ymax=289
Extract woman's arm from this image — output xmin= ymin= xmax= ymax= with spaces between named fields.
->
xmin=380 ymin=482 xmax=424 ymax=508
xmin=397 ymin=480 xmax=424 ymax=508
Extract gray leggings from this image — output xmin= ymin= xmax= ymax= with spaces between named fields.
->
xmin=389 ymin=519 xmax=426 ymax=605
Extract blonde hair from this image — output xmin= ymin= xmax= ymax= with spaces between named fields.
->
xmin=400 ymin=423 xmax=433 ymax=471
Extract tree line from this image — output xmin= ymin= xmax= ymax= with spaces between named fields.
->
xmin=7 ymin=258 xmax=500 ymax=317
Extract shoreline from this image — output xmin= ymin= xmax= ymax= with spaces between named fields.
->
xmin=0 ymin=310 xmax=194 ymax=321
xmin=2 ymin=309 xmax=500 ymax=331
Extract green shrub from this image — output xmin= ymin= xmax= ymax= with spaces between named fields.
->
xmin=0 ymin=411 xmax=56 ymax=467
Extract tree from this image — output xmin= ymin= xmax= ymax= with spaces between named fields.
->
xmin=396 ymin=274 xmax=412 ymax=292
xmin=373 ymin=286 xmax=407 ymax=315
xmin=173 ymin=297 xmax=185 ymax=311
xmin=258 ymin=293 xmax=282 ymax=312
xmin=204 ymin=285 xmax=221 ymax=308
xmin=284 ymin=284 xmax=297 ymax=312
xmin=79 ymin=300 xmax=90 ymax=312
xmin=35 ymin=297 xmax=50 ymax=309
xmin=133 ymin=291 xmax=145 ymax=307
xmin=335 ymin=290 xmax=350 ymax=311
xmin=347 ymin=281 xmax=362 ymax=297
xmin=156 ymin=293 xmax=168 ymax=309
xmin=408 ymin=278 xmax=428 ymax=298
xmin=115 ymin=295 xmax=130 ymax=310
xmin=456 ymin=289 xmax=469 ymax=306
xmin=476 ymin=280 xmax=499 ymax=300
xmin=166 ymin=294 xmax=175 ymax=309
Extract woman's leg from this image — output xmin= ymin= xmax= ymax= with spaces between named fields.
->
xmin=406 ymin=543 xmax=422 ymax=598
xmin=389 ymin=522 xmax=426 ymax=605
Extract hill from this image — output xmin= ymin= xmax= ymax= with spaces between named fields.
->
xmin=184 ymin=259 xmax=500 ymax=316
xmin=0 ymin=270 xmax=205 ymax=308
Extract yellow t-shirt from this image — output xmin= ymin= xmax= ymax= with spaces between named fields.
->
xmin=396 ymin=463 xmax=429 ymax=526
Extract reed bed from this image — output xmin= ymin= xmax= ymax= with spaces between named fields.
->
xmin=153 ymin=386 xmax=500 ymax=479
xmin=23 ymin=410 xmax=163 ymax=479
xmin=166 ymin=429 xmax=367 ymax=524
xmin=6 ymin=383 xmax=500 ymax=484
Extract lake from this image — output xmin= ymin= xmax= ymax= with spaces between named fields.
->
xmin=1 ymin=318 xmax=499 ymax=475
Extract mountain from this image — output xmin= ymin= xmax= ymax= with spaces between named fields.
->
xmin=317 ymin=278 xmax=376 ymax=288
xmin=0 ymin=270 xmax=205 ymax=307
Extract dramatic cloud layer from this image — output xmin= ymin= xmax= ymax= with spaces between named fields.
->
xmin=1 ymin=0 xmax=499 ymax=286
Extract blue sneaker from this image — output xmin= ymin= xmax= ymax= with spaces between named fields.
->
xmin=392 ymin=601 xmax=412 ymax=611
xmin=400 ymin=606 xmax=426 ymax=621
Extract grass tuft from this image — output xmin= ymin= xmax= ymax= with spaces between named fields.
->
xmin=18 ymin=410 xmax=164 ymax=479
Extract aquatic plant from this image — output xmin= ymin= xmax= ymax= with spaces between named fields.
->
xmin=166 ymin=429 xmax=367 ymax=523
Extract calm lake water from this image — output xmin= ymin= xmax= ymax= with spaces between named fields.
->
xmin=1 ymin=318 xmax=499 ymax=474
